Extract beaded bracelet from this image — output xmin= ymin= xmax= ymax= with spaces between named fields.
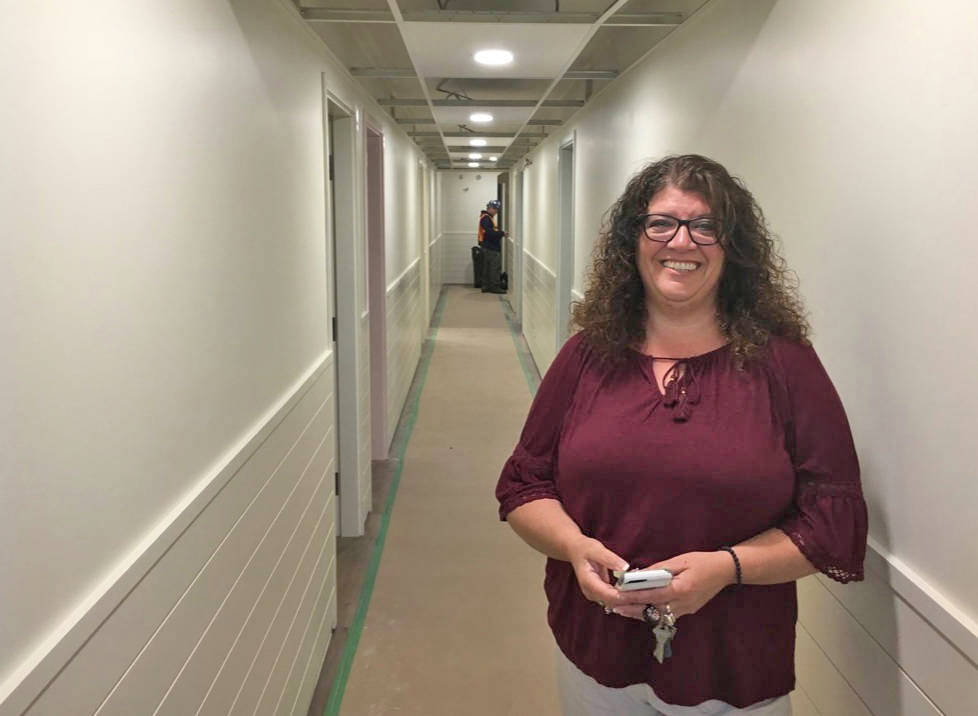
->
xmin=720 ymin=546 xmax=742 ymax=588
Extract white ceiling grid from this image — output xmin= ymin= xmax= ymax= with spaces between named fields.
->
xmin=299 ymin=0 xmax=710 ymax=170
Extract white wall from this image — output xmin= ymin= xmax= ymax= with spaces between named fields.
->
xmin=436 ymin=170 xmax=496 ymax=284
xmin=429 ymin=169 xmax=444 ymax=318
xmin=0 ymin=0 xmax=432 ymax=712
xmin=385 ymin=259 xmax=425 ymax=443
xmin=375 ymin=125 xmax=432 ymax=450
xmin=520 ymin=148 xmax=560 ymax=367
xmin=384 ymin=134 xmax=426 ymax=282
xmin=516 ymin=0 xmax=978 ymax=712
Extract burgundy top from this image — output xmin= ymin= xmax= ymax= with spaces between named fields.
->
xmin=496 ymin=333 xmax=867 ymax=708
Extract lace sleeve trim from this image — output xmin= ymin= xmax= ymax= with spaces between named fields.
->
xmin=783 ymin=524 xmax=864 ymax=584
xmin=781 ymin=485 xmax=867 ymax=584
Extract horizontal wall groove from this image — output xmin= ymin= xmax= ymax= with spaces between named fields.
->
xmin=224 ymin=510 xmax=337 ymax=715
xmin=90 ymin=397 xmax=336 ymax=714
xmin=290 ymin=586 xmax=337 ymax=716
xmin=863 ymin=541 xmax=978 ymax=667
xmin=268 ymin=553 xmax=338 ymax=715
xmin=811 ymin=574 xmax=946 ymax=715
xmin=2 ymin=354 xmax=333 ymax=716
xmin=247 ymin=532 xmax=337 ymax=715
xmin=148 ymin=458 xmax=336 ymax=715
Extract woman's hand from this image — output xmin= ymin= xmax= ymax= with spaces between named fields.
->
xmin=609 ymin=551 xmax=735 ymax=621
xmin=566 ymin=535 xmax=630 ymax=608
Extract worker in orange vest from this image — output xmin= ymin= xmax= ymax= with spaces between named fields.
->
xmin=479 ymin=200 xmax=507 ymax=294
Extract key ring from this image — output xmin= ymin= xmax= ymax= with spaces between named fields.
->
xmin=642 ymin=604 xmax=661 ymax=627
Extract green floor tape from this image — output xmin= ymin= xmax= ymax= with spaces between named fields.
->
xmin=323 ymin=287 xmax=449 ymax=716
xmin=498 ymin=297 xmax=541 ymax=396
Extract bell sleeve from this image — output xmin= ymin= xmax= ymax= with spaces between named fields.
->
xmin=772 ymin=339 xmax=869 ymax=583
xmin=496 ymin=332 xmax=591 ymax=521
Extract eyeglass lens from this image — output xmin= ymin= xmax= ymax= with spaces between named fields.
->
xmin=642 ymin=214 xmax=719 ymax=244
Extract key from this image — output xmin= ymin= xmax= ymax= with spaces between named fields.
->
xmin=652 ymin=623 xmax=676 ymax=663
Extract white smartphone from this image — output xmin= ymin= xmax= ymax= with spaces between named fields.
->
xmin=613 ymin=568 xmax=673 ymax=591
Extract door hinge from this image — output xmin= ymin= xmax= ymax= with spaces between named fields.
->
xmin=328 ymin=154 xmax=335 ymax=181
xmin=335 ymin=471 xmax=340 ymax=495
xmin=332 ymin=315 xmax=337 ymax=342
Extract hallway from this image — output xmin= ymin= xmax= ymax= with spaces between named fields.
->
xmin=323 ymin=286 xmax=557 ymax=715
xmin=6 ymin=2 xmax=978 ymax=715
xmin=311 ymin=286 xmax=830 ymax=716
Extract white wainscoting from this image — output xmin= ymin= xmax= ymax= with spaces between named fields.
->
xmin=4 ymin=355 xmax=338 ymax=716
xmin=440 ymin=231 xmax=479 ymax=285
xmin=795 ymin=553 xmax=978 ymax=716
xmin=358 ymin=310 xmax=373 ymax=528
xmin=505 ymin=236 xmax=522 ymax=323
xmin=386 ymin=259 xmax=425 ymax=443
xmin=429 ymin=234 xmax=443 ymax=317
xmin=505 ymin=235 xmax=515 ymax=285
xmin=522 ymin=249 xmax=557 ymax=373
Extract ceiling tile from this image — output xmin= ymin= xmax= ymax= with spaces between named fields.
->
xmin=310 ymin=23 xmax=413 ymax=69
xmin=432 ymin=105 xmax=535 ymax=128
xmin=425 ymin=77 xmax=551 ymax=101
xmin=397 ymin=0 xmax=611 ymax=11
xmin=571 ymin=25 xmax=673 ymax=72
xmin=615 ymin=0 xmax=708 ymax=15
xmin=302 ymin=0 xmax=390 ymax=9
xmin=441 ymin=134 xmax=515 ymax=146
xmin=356 ymin=77 xmax=427 ymax=99
xmin=400 ymin=22 xmax=591 ymax=79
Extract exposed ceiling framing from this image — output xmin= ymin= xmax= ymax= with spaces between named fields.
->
xmin=297 ymin=1 xmax=709 ymax=170
xmin=302 ymin=9 xmax=685 ymax=25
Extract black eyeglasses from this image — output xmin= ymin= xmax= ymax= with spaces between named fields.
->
xmin=636 ymin=213 xmax=721 ymax=246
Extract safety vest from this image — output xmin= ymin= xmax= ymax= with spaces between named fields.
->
xmin=477 ymin=210 xmax=496 ymax=245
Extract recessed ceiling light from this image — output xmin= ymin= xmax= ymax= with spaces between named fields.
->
xmin=474 ymin=49 xmax=514 ymax=66
xmin=468 ymin=153 xmax=483 ymax=160
xmin=469 ymin=112 xmax=493 ymax=124
xmin=489 ymin=156 xmax=498 ymax=162
xmin=467 ymin=162 xmax=480 ymax=168
xmin=469 ymin=139 xmax=487 ymax=147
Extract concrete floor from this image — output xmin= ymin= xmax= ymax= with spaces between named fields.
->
xmin=308 ymin=286 xmax=558 ymax=716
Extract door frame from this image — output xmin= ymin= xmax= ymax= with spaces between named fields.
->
xmin=514 ymin=169 xmax=524 ymax=327
xmin=365 ymin=121 xmax=388 ymax=460
xmin=496 ymin=171 xmax=510 ymax=297
xmin=418 ymin=161 xmax=430 ymax=335
xmin=556 ymin=132 xmax=577 ymax=348
xmin=324 ymin=85 xmax=368 ymax=536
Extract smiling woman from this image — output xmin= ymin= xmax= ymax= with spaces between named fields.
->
xmin=496 ymin=155 xmax=868 ymax=713
xmin=635 ymin=186 xmax=727 ymax=321
xmin=573 ymin=154 xmax=808 ymax=365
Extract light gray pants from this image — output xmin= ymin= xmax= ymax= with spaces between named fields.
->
xmin=556 ymin=648 xmax=792 ymax=716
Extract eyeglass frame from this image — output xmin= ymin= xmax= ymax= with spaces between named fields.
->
xmin=634 ymin=213 xmax=722 ymax=246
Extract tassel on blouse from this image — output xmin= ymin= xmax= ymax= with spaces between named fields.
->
xmin=662 ymin=360 xmax=701 ymax=422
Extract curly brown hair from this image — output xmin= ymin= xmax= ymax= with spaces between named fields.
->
xmin=571 ymin=154 xmax=809 ymax=364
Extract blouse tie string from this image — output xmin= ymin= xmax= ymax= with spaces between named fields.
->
xmin=661 ymin=359 xmax=701 ymax=422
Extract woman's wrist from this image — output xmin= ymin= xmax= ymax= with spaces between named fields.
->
xmin=716 ymin=547 xmax=741 ymax=587
xmin=560 ymin=532 xmax=590 ymax=562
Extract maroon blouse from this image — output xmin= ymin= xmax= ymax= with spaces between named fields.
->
xmin=496 ymin=333 xmax=867 ymax=708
